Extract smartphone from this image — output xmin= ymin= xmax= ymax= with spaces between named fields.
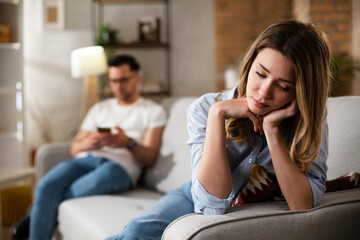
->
xmin=97 ymin=127 xmax=111 ymax=133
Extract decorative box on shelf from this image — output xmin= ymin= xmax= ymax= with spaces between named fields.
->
xmin=102 ymin=41 xmax=168 ymax=49
xmin=97 ymin=0 xmax=164 ymax=2
xmin=0 ymin=24 xmax=10 ymax=43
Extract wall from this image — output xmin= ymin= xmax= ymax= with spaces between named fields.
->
xmin=296 ymin=0 xmax=353 ymax=95
xmin=308 ymin=0 xmax=352 ymax=53
xmin=99 ymin=0 xmax=216 ymax=97
xmin=23 ymin=0 xmax=215 ymax=160
xmin=23 ymin=0 xmax=92 ymax=162
xmin=352 ymin=0 xmax=360 ymax=95
xmin=214 ymin=0 xmax=292 ymax=90
xmin=214 ymin=0 xmax=358 ymax=95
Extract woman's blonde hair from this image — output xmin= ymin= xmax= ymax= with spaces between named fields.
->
xmin=226 ymin=20 xmax=331 ymax=172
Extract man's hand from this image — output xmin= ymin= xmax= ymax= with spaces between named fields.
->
xmin=70 ymin=130 xmax=106 ymax=156
xmin=80 ymin=131 xmax=103 ymax=150
xmin=98 ymin=126 xmax=130 ymax=148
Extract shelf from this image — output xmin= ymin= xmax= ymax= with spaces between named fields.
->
xmin=102 ymin=41 xmax=169 ymax=49
xmin=0 ymin=87 xmax=17 ymax=95
xmin=93 ymin=0 xmax=171 ymax=95
xmin=96 ymin=0 xmax=165 ymax=3
xmin=0 ymin=0 xmax=19 ymax=4
xmin=141 ymin=90 xmax=170 ymax=96
xmin=0 ymin=131 xmax=22 ymax=143
xmin=0 ymin=42 xmax=21 ymax=50
xmin=0 ymin=132 xmax=17 ymax=138
xmin=99 ymin=89 xmax=169 ymax=99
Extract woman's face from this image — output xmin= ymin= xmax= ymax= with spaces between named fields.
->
xmin=246 ymin=47 xmax=296 ymax=116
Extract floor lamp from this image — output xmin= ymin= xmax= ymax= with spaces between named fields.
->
xmin=71 ymin=46 xmax=108 ymax=122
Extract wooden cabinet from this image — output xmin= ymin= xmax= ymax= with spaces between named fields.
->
xmin=92 ymin=0 xmax=171 ymax=97
xmin=0 ymin=0 xmax=25 ymax=167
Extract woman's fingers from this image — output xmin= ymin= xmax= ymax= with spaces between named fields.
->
xmin=248 ymin=113 xmax=263 ymax=135
xmin=287 ymin=99 xmax=299 ymax=117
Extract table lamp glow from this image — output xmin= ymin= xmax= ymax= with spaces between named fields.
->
xmin=71 ymin=46 xmax=108 ymax=121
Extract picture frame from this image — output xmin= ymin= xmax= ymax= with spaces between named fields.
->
xmin=138 ymin=16 xmax=160 ymax=43
xmin=42 ymin=0 xmax=65 ymax=30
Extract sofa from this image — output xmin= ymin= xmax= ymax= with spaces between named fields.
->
xmin=35 ymin=96 xmax=360 ymax=240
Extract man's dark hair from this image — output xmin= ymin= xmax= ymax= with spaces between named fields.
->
xmin=107 ymin=55 xmax=140 ymax=72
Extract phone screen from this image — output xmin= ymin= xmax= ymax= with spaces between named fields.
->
xmin=97 ymin=127 xmax=111 ymax=133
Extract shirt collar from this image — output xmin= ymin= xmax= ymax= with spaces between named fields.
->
xmin=220 ymin=85 xmax=239 ymax=101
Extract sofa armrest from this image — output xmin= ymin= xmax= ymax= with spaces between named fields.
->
xmin=35 ymin=142 xmax=72 ymax=180
xmin=162 ymin=189 xmax=360 ymax=240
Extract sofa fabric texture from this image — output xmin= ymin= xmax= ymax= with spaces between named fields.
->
xmin=35 ymin=96 xmax=360 ymax=240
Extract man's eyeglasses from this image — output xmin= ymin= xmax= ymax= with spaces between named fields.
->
xmin=109 ymin=75 xmax=136 ymax=84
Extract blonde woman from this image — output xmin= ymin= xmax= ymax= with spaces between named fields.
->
xmin=107 ymin=20 xmax=331 ymax=240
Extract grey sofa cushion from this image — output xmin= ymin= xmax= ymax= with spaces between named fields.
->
xmin=58 ymin=188 xmax=163 ymax=240
xmin=327 ymin=97 xmax=360 ymax=179
xmin=35 ymin=142 xmax=72 ymax=180
xmin=163 ymin=189 xmax=360 ymax=240
xmin=144 ymin=97 xmax=196 ymax=193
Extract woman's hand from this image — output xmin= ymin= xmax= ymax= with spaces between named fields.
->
xmin=214 ymin=98 xmax=263 ymax=134
xmin=262 ymin=99 xmax=298 ymax=133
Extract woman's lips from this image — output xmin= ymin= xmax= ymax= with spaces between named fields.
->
xmin=252 ymin=97 xmax=268 ymax=108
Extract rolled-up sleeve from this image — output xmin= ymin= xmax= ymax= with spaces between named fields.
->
xmin=192 ymin=176 xmax=235 ymax=215
xmin=187 ymin=94 xmax=235 ymax=215
xmin=306 ymin=116 xmax=329 ymax=207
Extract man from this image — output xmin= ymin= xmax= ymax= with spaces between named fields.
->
xmin=11 ymin=55 xmax=167 ymax=240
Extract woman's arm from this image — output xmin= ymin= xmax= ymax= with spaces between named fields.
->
xmin=197 ymin=98 xmax=262 ymax=199
xmin=265 ymin=128 xmax=313 ymax=210
xmin=263 ymin=100 xmax=313 ymax=210
xmin=197 ymin=103 xmax=231 ymax=199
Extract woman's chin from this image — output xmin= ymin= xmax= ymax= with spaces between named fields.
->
xmin=248 ymin=106 xmax=268 ymax=116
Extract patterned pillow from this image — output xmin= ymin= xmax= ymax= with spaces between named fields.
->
xmin=325 ymin=172 xmax=360 ymax=192
xmin=231 ymin=165 xmax=360 ymax=208
xmin=231 ymin=165 xmax=283 ymax=207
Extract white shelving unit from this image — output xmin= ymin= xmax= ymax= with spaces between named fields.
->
xmin=0 ymin=0 xmax=25 ymax=167
xmin=92 ymin=0 xmax=171 ymax=97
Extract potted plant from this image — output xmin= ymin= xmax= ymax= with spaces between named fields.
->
xmin=95 ymin=25 xmax=117 ymax=46
xmin=330 ymin=52 xmax=360 ymax=96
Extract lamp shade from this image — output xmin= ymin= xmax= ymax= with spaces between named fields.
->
xmin=71 ymin=46 xmax=108 ymax=78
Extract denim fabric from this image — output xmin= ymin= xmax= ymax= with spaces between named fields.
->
xmin=30 ymin=155 xmax=132 ymax=240
xmin=105 ymin=182 xmax=193 ymax=240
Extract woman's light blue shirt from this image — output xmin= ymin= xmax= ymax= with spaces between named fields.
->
xmin=187 ymin=87 xmax=328 ymax=215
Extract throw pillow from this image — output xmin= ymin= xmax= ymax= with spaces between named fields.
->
xmin=231 ymin=166 xmax=360 ymax=208
xmin=231 ymin=165 xmax=283 ymax=207
xmin=325 ymin=171 xmax=360 ymax=192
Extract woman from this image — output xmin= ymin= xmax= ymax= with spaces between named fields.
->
xmin=107 ymin=19 xmax=331 ymax=239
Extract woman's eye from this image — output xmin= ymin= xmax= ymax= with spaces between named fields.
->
xmin=255 ymin=71 xmax=266 ymax=78
xmin=278 ymin=84 xmax=290 ymax=92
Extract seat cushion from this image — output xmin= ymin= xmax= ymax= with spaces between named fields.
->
xmin=57 ymin=188 xmax=162 ymax=240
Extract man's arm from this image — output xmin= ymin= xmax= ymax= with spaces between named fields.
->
xmin=71 ymin=126 xmax=164 ymax=166
xmin=70 ymin=130 xmax=104 ymax=156
xmin=126 ymin=126 xmax=164 ymax=167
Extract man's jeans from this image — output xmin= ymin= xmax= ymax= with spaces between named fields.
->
xmin=106 ymin=182 xmax=194 ymax=240
xmin=30 ymin=155 xmax=132 ymax=240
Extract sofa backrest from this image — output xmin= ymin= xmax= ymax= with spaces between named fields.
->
xmin=326 ymin=96 xmax=360 ymax=180
xmin=144 ymin=97 xmax=197 ymax=193
xmin=144 ymin=96 xmax=360 ymax=193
